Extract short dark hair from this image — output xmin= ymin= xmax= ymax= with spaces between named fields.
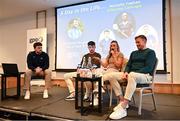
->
xmin=135 ymin=35 xmax=147 ymax=42
xmin=33 ymin=42 xmax=42 ymax=49
xmin=88 ymin=41 xmax=95 ymax=46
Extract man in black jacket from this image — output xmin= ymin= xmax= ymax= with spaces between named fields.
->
xmin=24 ymin=42 xmax=51 ymax=100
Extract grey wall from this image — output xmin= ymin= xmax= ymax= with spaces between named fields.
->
xmin=0 ymin=0 xmax=179 ymax=83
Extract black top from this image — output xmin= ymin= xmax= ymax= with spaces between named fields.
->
xmin=27 ymin=51 xmax=49 ymax=71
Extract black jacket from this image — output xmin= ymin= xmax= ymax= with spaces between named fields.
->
xmin=27 ymin=51 xmax=49 ymax=71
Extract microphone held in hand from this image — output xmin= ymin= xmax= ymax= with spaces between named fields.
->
xmin=111 ymin=48 xmax=114 ymax=54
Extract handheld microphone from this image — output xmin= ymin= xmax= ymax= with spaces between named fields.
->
xmin=111 ymin=48 xmax=114 ymax=55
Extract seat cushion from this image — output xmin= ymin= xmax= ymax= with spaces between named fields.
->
xmin=136 ymin=83 xmax=150 ymax=87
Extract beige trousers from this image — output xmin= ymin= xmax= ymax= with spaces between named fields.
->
xmin=64 ymin=72 xmax=77 ymax=93
xmin=24 ymin=69 xmax=52 ymax=90
xmin=64 ymin=72 xmax=92 ymax=94
xmin=103 ymin=72 xmax=152 ymax=100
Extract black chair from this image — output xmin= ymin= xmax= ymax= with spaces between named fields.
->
xmin=0 ymin=63 xmax=24 ymax=100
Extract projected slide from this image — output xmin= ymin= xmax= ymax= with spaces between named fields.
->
xmin=56 ymin=0 xmax=164 ymax=71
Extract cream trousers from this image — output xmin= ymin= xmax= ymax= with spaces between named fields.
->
xmin=103 ymin=72 xmax=152 ymax=100
xmin=64 ymin=72 xmax=92 ymax=94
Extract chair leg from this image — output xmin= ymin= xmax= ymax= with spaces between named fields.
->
xmin=138 ymin=89 xmax=143 ymax=115
xmin=104 ymin=84 xmax=111 ymax=107
xmin=132 ymin=95 xmax=136 ymax=105
xmin=105 ymin=84 xmax=110 ymax=96
xmin=152 ymin=91 xmax=157 ymax=111
xmin=121 ymin=85 xmax=125 ymax=95
xmin=109 ymin=86 xmax=113 ymax=107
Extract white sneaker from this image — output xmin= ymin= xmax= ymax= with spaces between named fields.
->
xmin=83 ymin=92 xmax=90 ymax=101
xmin=24 ymin=90 xmax=30 ymax=100
xmin=43 ymin=89 xmax=48 ymax=99
xmin=109 ymin=105 xmax=127 ymax=120
xmin=113 ymin=103 xmax=129 ymax=111
xmin=65 ymin=92 xmax=75 ymax=101
xmin=90 ymin=95 xmax=99 ymax=106
xmin=93 ymin=97 xmax=99 ymax=106
xmin=93 ymin=87 xmax=105 ymax=93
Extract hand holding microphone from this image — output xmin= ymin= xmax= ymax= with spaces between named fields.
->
xmin=111 ymin=48 xmax=115 ymax=56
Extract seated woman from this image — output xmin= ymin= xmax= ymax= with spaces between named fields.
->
xmin=92 ymin=40 xmax=125 ymax=105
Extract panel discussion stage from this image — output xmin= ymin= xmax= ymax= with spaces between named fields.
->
xmin=0 ymin=86 xmax=180 ymax=120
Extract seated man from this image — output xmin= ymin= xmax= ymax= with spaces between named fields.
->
xmin=24 ymin=42 xmax=51 ymax=100
xmin=64 ymin=41 xmax=101 ymax=101
xmin=103 ymin=35 xmax=157 ymax=119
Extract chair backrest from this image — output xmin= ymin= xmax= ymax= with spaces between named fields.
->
xmin=121 ymin=58 xmax=128 ymax=72
xmin=2 ymin=63 xmax=19 ymax=75
xmin=145 ymin=57 xmax=158 ymax=88
xmin=151 ymin=58 xmax=158 ymax=81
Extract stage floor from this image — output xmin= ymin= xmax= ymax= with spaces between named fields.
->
xmin=0 ymin=86 xmax=180 ymax=120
